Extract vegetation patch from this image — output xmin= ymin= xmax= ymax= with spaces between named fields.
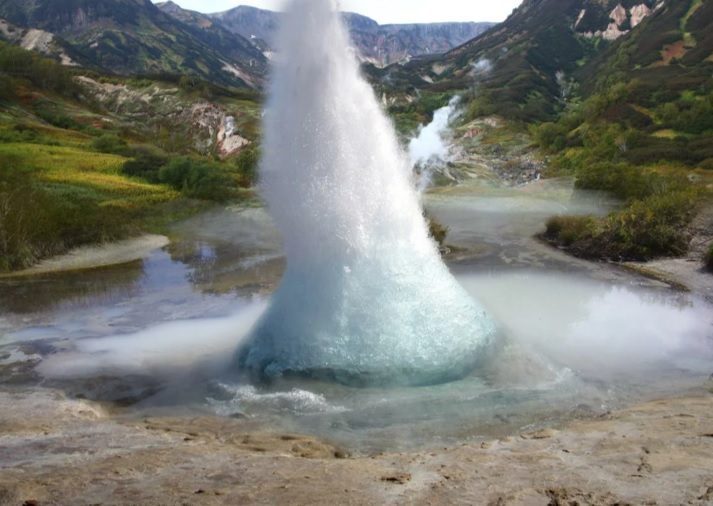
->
xmin=541 ymin=189 xmax=697 ymax=261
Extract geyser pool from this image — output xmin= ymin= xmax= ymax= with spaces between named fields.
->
xmin=234 ymin=0 xmax=497 ymax=385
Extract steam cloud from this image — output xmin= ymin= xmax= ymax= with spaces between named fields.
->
xmin=408 ymin=96 xmax=461 ymax=192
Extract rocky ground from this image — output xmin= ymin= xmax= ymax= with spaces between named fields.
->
xmin=1 ymin=388 xmax=712 ymax=506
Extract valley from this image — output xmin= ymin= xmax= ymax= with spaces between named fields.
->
xmin=0 ymin=1 xmax=712 ymax=505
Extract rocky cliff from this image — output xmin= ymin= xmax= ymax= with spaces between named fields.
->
xmin=176 ymin=4 xmax=495 ymax=67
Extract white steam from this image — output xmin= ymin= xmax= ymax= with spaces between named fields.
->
xmin=472 ymin=58 xmax=493 ymax=76
xmin=408 ymin=96 xmax=461 ymax=192
xmin=461 ymin=272 xmax=713 ymax=380
xmin=37 ymin=302 xmax=267 ymax=380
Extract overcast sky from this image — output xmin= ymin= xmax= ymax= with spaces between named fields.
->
xmin=159 ymin=0 xmax=523 ymax=24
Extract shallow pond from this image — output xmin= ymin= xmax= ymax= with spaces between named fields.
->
xmin=1 ymin=179 xmax=711 ymax=453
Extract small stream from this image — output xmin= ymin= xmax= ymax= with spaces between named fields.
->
xmin=1 ymin=179 xmax=711 ymax=453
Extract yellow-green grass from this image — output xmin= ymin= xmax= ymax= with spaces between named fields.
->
xmin=630 ymin=104 xmax=654 ymax=119
xmin=652 ymin=129 xmax=679 ymax=139
xmin=682 ymin=0 xmax=703 ymax=46
xmin=0 ymin=118 xmax=93 ymax=147
xmin=0 ymin=142 xmax=177 ymax=205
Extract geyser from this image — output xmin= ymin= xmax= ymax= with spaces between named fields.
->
xmin=235 ymin=0 xmax=497 ymax=386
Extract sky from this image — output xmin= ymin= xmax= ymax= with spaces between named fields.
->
xmin=158 ymin=0 xmax=523 ymax=24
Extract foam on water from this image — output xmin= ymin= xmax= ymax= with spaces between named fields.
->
xmin=207 ymin=384 xmax=347 ymax=415
xmin=234 ymin=0 xmax=497 ymax=385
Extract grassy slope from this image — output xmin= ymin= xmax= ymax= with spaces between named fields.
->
xmin=534 ymin=0 xmax=713 ymax=262
xmin=0 ymin=43 xmax=260 ymax=272
xmin=0 ymin=0 xmax=268 ymax=89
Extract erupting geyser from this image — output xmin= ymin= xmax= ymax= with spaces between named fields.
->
xmin=234 ymin=0 xmax=498 ymax=386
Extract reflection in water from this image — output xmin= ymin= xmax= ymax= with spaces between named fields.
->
xmin=0 ymin=260 xmax=146 ymax=314
xmin=165 ymin=240 xmax=284 ymax=296
xmin=164 ymin=206 xmax=285 ymax=296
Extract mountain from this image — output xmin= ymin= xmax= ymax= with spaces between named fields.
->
xmin=576 ymin=0 xmax=713 ymax=95
xmin=377 ymin=0 xmax=673 ymax=122
xmin=0 ymin=17 xmax=93 ymax=67
xmin=351 ymin=18 xmax=496 ymax=66
xmin=206 ymin=5 xmax=276 ymax=56
xmin=169 ymin=4 xmax=495 ymax=66
xmin=0 ymin=0 xmax=268 ymax=88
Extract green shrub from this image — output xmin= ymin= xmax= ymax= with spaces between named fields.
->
xmin=542 ymin=215 xmax=598 ymax=247
xmin=532 ymin=122 xmax=567 ymax=151
xmin=426 ymin=215 xmax=450 ymax=247
xmin=542 ymin=190 xmax=697 ymax=262
xmin=0 ymin=124 xmax=39 ymax=143
xmin=158 ymin=157 xmax=235 ymax=201
xmin=575 ymin=162 xmax=690 ymax=202
xmin=234 ymin=143 xmax=260 ymax=187
xmin=158 ymin=157 xmax=192 ymax=189
xmin=698 ymin=158 xmax=713 ymax=171
xmin=92 ymin=134 xmax=129 ymax=155
xmin=121 ymin=146 xmax=168 ymax=183
xmin=600 ymin=190 xmax=695 ymax=260
xmin=34 ymin=109 xmax=84 ymax=131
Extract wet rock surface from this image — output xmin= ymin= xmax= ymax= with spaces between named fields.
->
xmin=1 ymin=388 xmax=711 ymax=505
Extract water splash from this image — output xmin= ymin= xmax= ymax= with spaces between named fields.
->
xmin=234 ymin=0 xmax=498 ymax=386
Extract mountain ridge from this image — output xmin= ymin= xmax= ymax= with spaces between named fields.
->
xmin=170 ymin=4 xmax=496 ymax=66
xmin=0 ymin=0 xmax=268 ymax=88
xmin=377 ymin=0 xmax=678 ymax=122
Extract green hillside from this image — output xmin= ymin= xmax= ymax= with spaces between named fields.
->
xmin=532 ymin=0 xmax=713 ymax=261
xmin=0 ymin=0 xmax=267 ymax=88
xmin=370 ymin=0 xmax=712 ymax=264
xmin=0 ymin=43 xmax=260 ymax=272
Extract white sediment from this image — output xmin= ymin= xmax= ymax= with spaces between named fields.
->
xmin=4 ymin=235 xmax=169 ymax=277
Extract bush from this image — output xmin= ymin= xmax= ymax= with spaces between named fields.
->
xmin=698 ymin=158 xmax=713 ymax=171
xmin=600 ymin=190 xmax=695 ymax=260
xmin=706 ymin=243 xmax=713 ymax=272
xmin=426 ymin=215 xmax=450 ymax=247
xmin=34 ymin=108 xmax=84 ymax=131
xmin=0 ymin=124 xmax=39 ymax=143
xmin=542 ymin=215 xmax=598 ymax=248
xmin=532 ymin=122 xmax=567 ymax=151
xmin=234 ymin=143 xmax=260 ymax=187
xmin=158 ymin=157 xmax=235 ymax=201
xmin=575 ymin=162 xmax=690 ymax=202
xmin=121 ymin=146 xmax=168 ymax=183
xmin=542 ymin=190 xmax=697 ymax=261
xmin=92 ymin=134 xmax=129 ymax=155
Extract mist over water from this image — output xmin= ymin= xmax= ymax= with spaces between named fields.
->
xmin=11 ymin=217 xmax=711 ymax=449
xmin=234 ymin=0 xmax=497 ymax=385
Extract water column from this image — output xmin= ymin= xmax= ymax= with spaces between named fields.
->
xmin=234 ymin=0 xmax=498 ymax=386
